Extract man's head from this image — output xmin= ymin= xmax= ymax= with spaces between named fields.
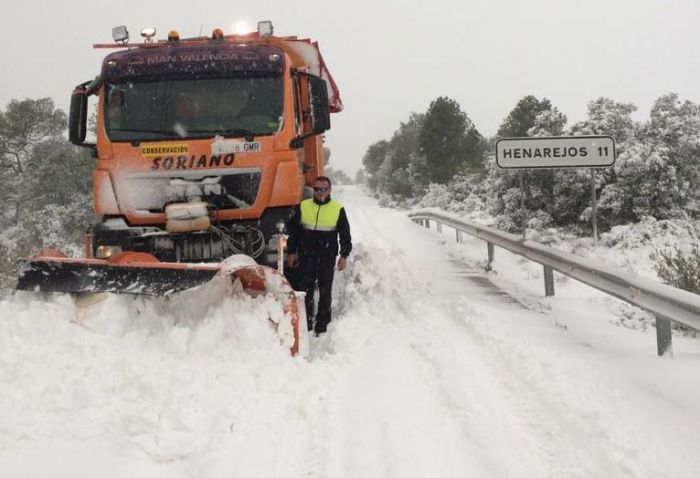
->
xmin=108 ymin=88 xmax=126 ymax=123
xmin=227 ymin=87 xmax=251 ymax=117
xmin=109 ymin=88 xmax=125 ymax=108
xmin=313 ymin=176 xmax=332 ymax=201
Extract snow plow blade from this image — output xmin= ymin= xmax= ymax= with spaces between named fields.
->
xmin=17 ymin=256 xmax=218 ymax=296
xmin=16 ymin=251 xmax=306 ymax=356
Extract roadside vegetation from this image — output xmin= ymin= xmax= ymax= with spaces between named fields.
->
xmin=0 ymin=98 xmax=93 ymax=293
xmin=359 ymin=93 xmax=700 ymax=291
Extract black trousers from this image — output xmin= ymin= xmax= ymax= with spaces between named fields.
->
xmin=298 ymin=253 xmax=336 ymax=332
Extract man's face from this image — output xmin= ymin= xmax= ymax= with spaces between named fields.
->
xmin=313 ymin=180 xmax=331 ymax=201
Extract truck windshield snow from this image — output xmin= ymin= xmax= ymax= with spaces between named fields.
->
xmin=105 ymin=75 xmax=283 ymax=141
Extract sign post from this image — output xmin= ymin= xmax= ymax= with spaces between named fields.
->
xmin=495 ymin=136 xmax=615 ymax=243
xmin=519 ymin=170 xmax=525 ymax=239
xmin=591 ymin=168 xmax=598 ymax=246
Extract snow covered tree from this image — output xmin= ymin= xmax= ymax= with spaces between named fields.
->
xmin=0 ymin=98 xmax=66 ymax=173
xmin=528 ymin=108 xmax=571 ymax=225
xmin=490 ymin=98 xmax=567 ymax=230
xmin=641 ymin=93 xmax=700 ymax=216
xmin=0 ymin=98 xmax=93 ymax=294
xmin=569 ymin=97 xmax=638 ymax=147
xmin=598 ymin=137 xmax=688 ymax=227
xmin=0 ymin=98 xmax=67 ymax=224
xmin=419 ymin=97 xmax=485 ymax=184
xmin=362 ymin=140 xmax=389 ymax=191
xmin=592 ymin=94 xmax=700 ymax=226
xmin=382 ymin=112 xmax=424 ymax=197
xmin=551 ymin=169 xmax=594 ymax=227
xmin=531 ymin=108 xmax=598 ymax=230
xmin=565 ymin=98 xmax=640 ymax=229
xmin=362 ymin=113 xmax=425 ymax=198
xmin=497 ymin=95 xmax=553 ymax=138
xmin=354 ymin=169 xmax=367 ymax=185
xmin=324 ymin=167 xmax=353 ymax=185
xmin=528 ymin=107 xmax=567 ymax=137
xmin=22 ymin=136 xmax=90 ymax=199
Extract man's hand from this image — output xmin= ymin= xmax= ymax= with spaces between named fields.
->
xmin=337 ymin=256 xmax=347 ymax=271
xmin=286 ymin=253 xmax=299 ymax=269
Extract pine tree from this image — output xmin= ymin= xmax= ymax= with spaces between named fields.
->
xmin=491 ymin=96 xmax=563 ymax=229
xmin=642 ymin=93 xmax=700 ymax=216
xmin=0 ymin=98 xmax=67 ymax=224
xmin=381 ymin=113 xmax=424 ymax=197
xmin=597 ymin=94 xmax=700 ymax=225
xmin=420 ymin=97 xmax=484 ymax=184
xmin=569 ymin=97 xmax=638 ymax=146
xmin=362 ymin=140 xmax=389 ymax=191
xmin=0 ymin=98 xmax=92 ymax=293
xmin=497 ymin=95 xmax=553 ymax=138
xmin=568 ymin=98 xmax=639 ymax=229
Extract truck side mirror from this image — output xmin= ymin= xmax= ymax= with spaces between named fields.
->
xmin=308 ymin=76 xmax=331 ymax=134
xmin=69 ymin=84 xmax=89 ymax=145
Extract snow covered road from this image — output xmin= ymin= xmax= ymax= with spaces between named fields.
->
xmin=1 ymin=186 xmax=700 ymax=477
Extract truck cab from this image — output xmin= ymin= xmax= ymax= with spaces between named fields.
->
xmin=69 ymin=22 xmax=342 ymax=265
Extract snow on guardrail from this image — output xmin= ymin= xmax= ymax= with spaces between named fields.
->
xmin=410 ymin=208 xmax=700 ymax=356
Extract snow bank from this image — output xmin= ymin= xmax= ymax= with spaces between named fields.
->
xmin=1 ymin=186 xmax=700 ymax=477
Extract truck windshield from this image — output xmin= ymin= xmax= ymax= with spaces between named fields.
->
xmin=105 ymin=75 xmax=283 ymax=141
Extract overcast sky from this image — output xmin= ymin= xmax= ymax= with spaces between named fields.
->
xmin=1 ymin=0 xmax=698 ymax=175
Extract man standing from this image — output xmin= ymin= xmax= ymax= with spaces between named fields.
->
xmin=286 ymin=176 xmax=352 ymax=335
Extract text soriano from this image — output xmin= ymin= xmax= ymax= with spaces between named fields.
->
xmin=495 ymin=136 xmax=616 ymax=169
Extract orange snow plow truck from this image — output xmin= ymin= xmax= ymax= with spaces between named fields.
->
xmin=16 ymin=22 xmax=342 ymax=355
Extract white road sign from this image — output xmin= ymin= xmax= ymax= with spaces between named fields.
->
xmin=495 ymin=136 xmax=616 ymax=169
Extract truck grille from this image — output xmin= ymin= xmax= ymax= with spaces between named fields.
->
xmin=123 ymin=168 xmax=261 ymax=213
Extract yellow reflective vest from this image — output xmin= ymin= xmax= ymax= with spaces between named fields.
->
xmin=300 ymin=198 xmax=343 ymax=231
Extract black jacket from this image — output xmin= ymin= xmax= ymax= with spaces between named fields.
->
xmin=286 ymin=196 xmax=352 ymax=258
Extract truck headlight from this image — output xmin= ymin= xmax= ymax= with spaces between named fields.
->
xmin=96 ymin=245 xmax=122 ymax=259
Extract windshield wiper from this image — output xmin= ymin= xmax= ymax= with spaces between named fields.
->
xmin=214 ymin=128 xmax=257 ymax=141
xmin=110 ymin=128 xmax=180 ymax=137
xmin=181 ymin=129 xmax=257 ymax=141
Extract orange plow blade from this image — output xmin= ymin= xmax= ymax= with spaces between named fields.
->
xmin=17 ymin=251 xmax=304 ymax=356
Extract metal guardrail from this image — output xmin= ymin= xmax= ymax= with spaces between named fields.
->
xmin=409 ymin=209 xmax=700 ymax=357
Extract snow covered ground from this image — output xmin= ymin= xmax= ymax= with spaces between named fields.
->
xmin=1 ymin=186 xmax=699 ymax=477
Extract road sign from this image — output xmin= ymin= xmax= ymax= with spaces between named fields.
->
xmin=495 ymin=135 xmax=615 ymax=169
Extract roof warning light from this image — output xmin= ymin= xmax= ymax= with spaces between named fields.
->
xmin=112 ymin=25 xmax=129 ymax=44
xmin=258 ymin=21 xmax=273 ymax=37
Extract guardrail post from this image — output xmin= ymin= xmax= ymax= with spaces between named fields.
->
xmin=425 ymin=219 xmax=430 ymax=229
xmin=436 ymin=222 xmax=442 ymax=233
xmin=486 ymin=242 xmax=494 ymax=271
xmin=456 ymin=229 xmax=462 ymax=243
xmin=655 ymin=317 xmax=673 ymax=357
xmin=543 ymin=265 xmax=555 ymax=296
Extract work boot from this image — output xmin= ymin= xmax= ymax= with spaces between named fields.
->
xmin=314 ymin=323 xmax=327 ymax=336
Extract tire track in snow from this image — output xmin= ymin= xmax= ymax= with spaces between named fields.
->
xmin=449 ymin=299 xmax=669 ymax=477
xmin=328 ymin=241 xmax=563 ymax=476
xmin=320 ymin=189 xmax=552 ymax=475
xmin=328 ymin=187 xmax=666 ymax=477
xmin=407 ymin=295 xmax=642 ymax=478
